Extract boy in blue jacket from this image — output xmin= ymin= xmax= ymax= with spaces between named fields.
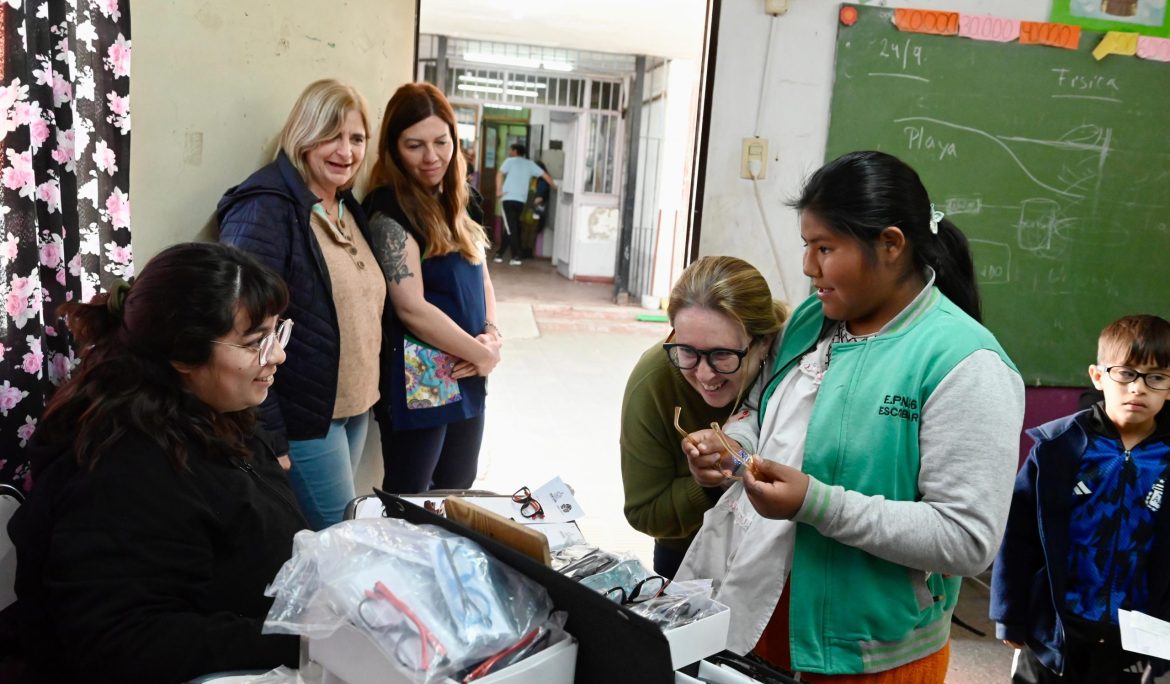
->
xmin=991 ymin=314 xmax=1170 ymax=683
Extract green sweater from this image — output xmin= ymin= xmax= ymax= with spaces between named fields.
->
xmin=620 ymin=342 xmax=727 ymax=553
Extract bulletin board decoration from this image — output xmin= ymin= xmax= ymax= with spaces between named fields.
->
xmin=1050 ymin=0 xmax=1170 ymax=39
xmin=878 ymin=6 xmax=1170 ymax=62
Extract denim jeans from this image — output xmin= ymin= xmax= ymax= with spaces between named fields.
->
xmin=287 ymin=412 xmax=369 ymax=530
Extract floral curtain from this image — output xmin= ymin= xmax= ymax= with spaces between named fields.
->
xmin=0 ymin=0 xmax=132 ymax=489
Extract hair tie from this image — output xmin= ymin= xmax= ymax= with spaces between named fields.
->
xmin=106 ymin=278 xmax=132 ymax=319
xmin=928 ymin=203 xmax=945 ymax=235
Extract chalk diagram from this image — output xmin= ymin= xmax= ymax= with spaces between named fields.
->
xmin=892 ymin=116 xmax=1142 ymax=290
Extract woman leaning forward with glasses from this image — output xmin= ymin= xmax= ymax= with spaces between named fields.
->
xmin=620 ymin=256 xmax=789 ymax=578
xmin=5 ymin=243 xmax=306 ymax=683
xmin=363 ymin=83 xmax=502 ymax=494
xmin=218 ymin=79 xmax=385 ymax=529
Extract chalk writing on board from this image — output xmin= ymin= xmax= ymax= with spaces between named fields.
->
xmin=892 ymin=117 xmax=1111 ymax=200
xmin=878 ymin=37 xmax=924 ymax=69
xmin=1051 ymin=68 xmax=1120 ymax=94
xmin=945 ymin=196 xmax=982 ymax=215
xmin=969 ymin=239 xmax=1011 ymax=285
xmin=1018 ymin=198 xmax=1059 ymax=252
xmin=904 ymin=125 xmax=958 ymax=161
xmin=869 ymin=72 xmax=931 ymax=83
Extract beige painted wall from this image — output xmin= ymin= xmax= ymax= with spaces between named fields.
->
xmin=129 ymin=0 xmax=417 ymax=263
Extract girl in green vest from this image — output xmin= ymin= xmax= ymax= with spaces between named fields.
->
xmin=680 ymin=151 xmax=1025 ymax=682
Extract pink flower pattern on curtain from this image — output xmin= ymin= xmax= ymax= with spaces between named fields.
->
xmin=0 ymin=0 xmax=131 ymax=488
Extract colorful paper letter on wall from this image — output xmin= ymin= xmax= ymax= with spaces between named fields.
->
xmin=959 ymin=15 xmax=1021 ymax=42
xmin=894 ymin=9 xmax=960 ymax=35
xmin=1092 ymin=31 xmax=1139 ymax=60
xmin=1137 ymin=35 xmax=1170 ymax=61
xmin=1019 ymin=21 xmax=1081 ymax=50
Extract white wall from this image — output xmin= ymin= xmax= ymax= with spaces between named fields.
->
xmin=698 ymin=0 xmax=1050 ymax=304
xmin=130 ymin=0 xmax=416 ymax=262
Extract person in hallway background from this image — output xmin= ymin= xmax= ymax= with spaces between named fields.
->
xmin=494 ymin=143 xmax=556 ymax=266
xmin=3 ymin=243 xmax=305 ymax=683
xmin=681 ymin=151 xmax=1025 ymax=681
xmin=218 ymin=78 xmax=384 ymax=529
xmin=992 ymin=315 xmax=1170 ymax=684
xmin=364 ymin=82 xmax=502 ymax=494
xmin=621 ymin=256 xmax=788 ymax=579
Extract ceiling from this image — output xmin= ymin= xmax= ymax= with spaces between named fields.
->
xmin=419 ymin=0 xmax=709 ymax=61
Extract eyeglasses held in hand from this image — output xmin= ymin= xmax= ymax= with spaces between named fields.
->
xmin=511 ymin=486 xmax=544 ymax=519
xmin=603 ymin=575 xmax=669 ymax=605
xmin=663 ymin=341 xmax=750 ymax=374
xmin=212 ymin=318 xmax=294 ymax=366
xmin=1097 ymin=364 xmax=1170 ymax=390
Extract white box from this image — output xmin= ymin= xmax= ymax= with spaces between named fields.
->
xmin=310 ymin=622 xmax=577 ymax=684
xmin=662 ymin=601 xmax=731 ymax=670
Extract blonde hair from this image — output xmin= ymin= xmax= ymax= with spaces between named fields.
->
xmin=367 ymin=82 xmax=486 ymax=262
xmin=277 ymin=79 xmax=372 ymax=191
xmin=667 ymin=256 xmax=789 ymax=340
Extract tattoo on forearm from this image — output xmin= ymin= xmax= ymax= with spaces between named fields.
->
xmin=371 ymin=214 xmax=414 ymax=284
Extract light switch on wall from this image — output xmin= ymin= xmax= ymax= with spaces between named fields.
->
xmin=741 ymin=137 xmax=768 ymax=180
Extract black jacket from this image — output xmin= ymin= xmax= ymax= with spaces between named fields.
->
xmin=3 ymin=429 xmax=307 ymax=683
xmin=217 ymin=151 xmax=375 ymax=452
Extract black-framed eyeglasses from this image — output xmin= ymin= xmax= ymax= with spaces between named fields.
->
xmin=663 ymin=342 xmax=750 ymax=374
xmin=559 ymin=549 xmax=620 ymax=580
xmin=603 ymin=575 xmax=669 ymax=605
xmin=1097 ymin=365 xmax=1170 ymax=391
xmin=511 ymin=486 xmax=544 ymax=519
xmin=212 ymin=318 xmax=293 ymax=366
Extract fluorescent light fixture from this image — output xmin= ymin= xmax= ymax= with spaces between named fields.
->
xmin=506 ymin=80 xmax=547 ymax=89
xmin=464 ymin=52 xmax=541 ymax=69
xmin=504 ymin=89 xmax=540 ymax=98
xmin=458 ymin=75 xmax=504 ymax=86
xmin=487 ymin=104 xmax=524 ymax=111
xmin=457 ymin=84 xmax=504 ymax=94
xmin=461 ymin=52 xmax=574 ymax=73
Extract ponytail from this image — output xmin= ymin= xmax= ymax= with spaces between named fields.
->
xmin=916 ymin=217 xmax=981 ymax=322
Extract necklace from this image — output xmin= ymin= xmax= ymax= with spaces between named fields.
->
xmin=823 ymin=320 xmax=876 ymax=371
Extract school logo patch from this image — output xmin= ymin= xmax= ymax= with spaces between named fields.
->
xmin=1146 ymin=478 xmax=1164 ymax=513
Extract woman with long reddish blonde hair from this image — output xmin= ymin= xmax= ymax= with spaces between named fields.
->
xmin=363 ymin=82 xmax=500 ymax=494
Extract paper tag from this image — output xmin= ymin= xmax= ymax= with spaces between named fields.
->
xmin=1118 ymin=609 xmax=1170 ymax=660
xmin=1093 ymin=31 xmax=1139 ymax=61
xmin=894 ymin=8 xmax=959 ymax=35
xmin=959 ymin=14 xmax=1020 ymax=43
xmin=1137 ymin=35 xmax=1170 ymax=62
xmin=1019 ymin=21 xmax=1081 ymax=50
xmin=533 ymin=476 xmax=585 ymax=522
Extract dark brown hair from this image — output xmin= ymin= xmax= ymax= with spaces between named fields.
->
xmin=367 ymin=82 xmax=486 ymax=261
xmin=1097 ymin=314 xmax=1170 ymax=368
xmin=37 ymin=242 xmax=289 ymax=472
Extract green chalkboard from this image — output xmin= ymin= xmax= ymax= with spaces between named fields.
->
xmin=826 ymin=5 xmax=1170 ymax=386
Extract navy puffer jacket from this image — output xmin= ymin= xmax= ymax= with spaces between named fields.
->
xmin=216 ymin=151 xmax=374 ymax=453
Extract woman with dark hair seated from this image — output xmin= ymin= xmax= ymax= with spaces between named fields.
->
xmin=4 ymin=242 xmax=307 ymax=683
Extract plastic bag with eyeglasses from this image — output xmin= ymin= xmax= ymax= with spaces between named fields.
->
xmin=262 ymin=518 xmax=556 ymax=683
xmin=626 ymin=579 xmax=727 ymax=631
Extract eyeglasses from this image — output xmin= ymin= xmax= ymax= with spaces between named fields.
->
xmin=603 ymin=575 xmax=669 ymax=605
xmin=558 ymin=549 xmax=620 ymax=580
xmin=663 ymin=341 xmax=750 ymax=374
xmin=212 ymin=318 xmax=293 ymax=366
xmin=511 ymin=486 xmax=544 ymax=519
xmin=1097 ymin=365 xmax=1170 ymax=391
xmin=358 ymin=580 xmax=447 ymax=671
